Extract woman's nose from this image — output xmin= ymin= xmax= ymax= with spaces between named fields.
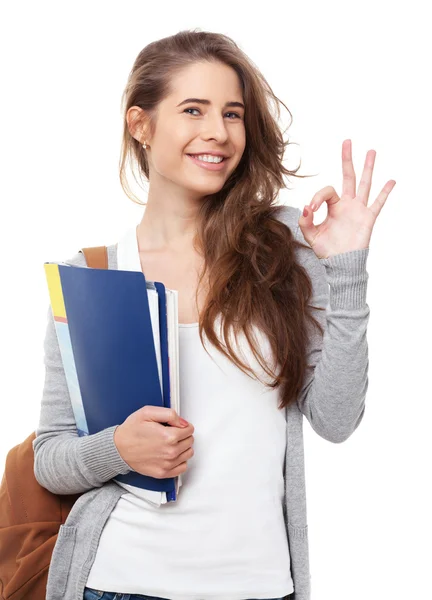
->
xmin=201 ymin=117 xmax=229 ymax=143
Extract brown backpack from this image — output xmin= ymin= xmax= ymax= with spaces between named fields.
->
xmin=0 ymin=246 xmax=108 ymax=600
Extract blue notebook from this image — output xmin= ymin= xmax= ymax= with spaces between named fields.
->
xmin=44 ymin=261 xmax=179 ymax=501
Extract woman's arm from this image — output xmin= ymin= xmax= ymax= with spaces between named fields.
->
xmin=278 ymin=206 xmax=370 ymax=443
xmin=294 ymin=206 xmax=370 ymax=443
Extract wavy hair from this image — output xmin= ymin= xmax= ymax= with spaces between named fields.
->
xmin=118 ymin=28 xmax=324 ymax=410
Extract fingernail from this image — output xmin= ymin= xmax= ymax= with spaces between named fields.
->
xmin=179 ymin=417 xmax=189 ymax=427
xmin=303 ymin=206 xmax=309 ymax=218
xmin=310 ymin=203 xmax=316 ymax=211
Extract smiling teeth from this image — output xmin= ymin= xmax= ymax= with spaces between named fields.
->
xmin=193 ymin=154 xmax=224 ymax=163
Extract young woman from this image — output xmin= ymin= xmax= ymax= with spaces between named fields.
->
xmin=33 ymin=29 xmax=395 ymax=600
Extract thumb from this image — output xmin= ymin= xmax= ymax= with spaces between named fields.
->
xmin=140 ymin=406 xmax=190 ymax=428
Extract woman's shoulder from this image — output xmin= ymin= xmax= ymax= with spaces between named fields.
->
xmin=273 ymin=204 xmax=301 ymax=236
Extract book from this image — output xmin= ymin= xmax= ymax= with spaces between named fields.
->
xmin=43 ymin=260 xmax=181 ymax=503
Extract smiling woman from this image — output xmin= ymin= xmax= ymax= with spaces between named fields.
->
xmin=119 ymin=50 xmax=320 ymax=391
xmin=125 ymin=60 xmax=249 ymax=202
xmin=24 ymin=27 xmax=372 ymax=600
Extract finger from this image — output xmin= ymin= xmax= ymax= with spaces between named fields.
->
xmin=342 ymin=139 xmax=356 ymax=198
xmin=299 ymin=204 xmax=320 ymax=247
xmin=357 ymin=149 xmax=376 ymax=204
xmin=310 ymin=186 xmax=340 ymax=213
xmin=369 ymin=180 xmax=396 ymax=219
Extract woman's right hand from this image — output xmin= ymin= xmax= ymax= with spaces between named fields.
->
xmin=113 ymin=406 xmax=194 ymax=478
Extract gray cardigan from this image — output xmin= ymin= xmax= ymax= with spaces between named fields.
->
xmin=33 ymin=205 xmax=370 ymax=600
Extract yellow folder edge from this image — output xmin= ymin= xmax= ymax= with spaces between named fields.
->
xmin=44 ymin=264 xmax=66 ymax=319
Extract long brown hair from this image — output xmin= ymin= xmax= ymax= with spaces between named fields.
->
xmin=119 ymin=29 xmax=324 ymax=410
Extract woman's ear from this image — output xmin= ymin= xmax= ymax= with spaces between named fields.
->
xmin=126 ymin=106 xmax=148 ymax=143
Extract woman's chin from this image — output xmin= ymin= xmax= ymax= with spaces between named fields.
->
xmin=182 ymin=178 xmax=226 ymax=195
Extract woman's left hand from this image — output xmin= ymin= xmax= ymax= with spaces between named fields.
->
xmin=298 ymin=139 xmax=396 ymax=259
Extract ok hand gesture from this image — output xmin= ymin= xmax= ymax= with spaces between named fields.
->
xmin=298 ymin=139 xmax=396 ymax=259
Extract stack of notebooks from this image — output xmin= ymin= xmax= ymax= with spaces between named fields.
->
xmin=43 ymin=260 xmax=181 ymax=504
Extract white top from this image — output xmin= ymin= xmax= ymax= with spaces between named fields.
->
xmin=85 ymin=224 xmax=294 ymax=599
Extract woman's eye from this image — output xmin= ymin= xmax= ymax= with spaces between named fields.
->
xmin=184 ymin=108 xmax=201 ymax=116
xmin=184 ymin=108 xmax=241 ymax=119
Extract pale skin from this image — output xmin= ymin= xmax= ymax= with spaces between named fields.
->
xmin=126 ymin=61 xmax=246 ymax=258
xmin=298 ymin=139 xmax=396 ymax=259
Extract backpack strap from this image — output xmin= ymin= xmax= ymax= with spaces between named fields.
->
xmin=80 ymin=246 xmax=108 ymax=269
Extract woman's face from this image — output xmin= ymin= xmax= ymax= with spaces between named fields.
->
xmin=133 ymin=61 xmax=247 ymax=198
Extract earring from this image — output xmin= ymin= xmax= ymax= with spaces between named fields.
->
xmin=143 ymin=141 xmax=148 ymax=149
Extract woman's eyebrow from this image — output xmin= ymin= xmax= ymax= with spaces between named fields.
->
xmin=176 ymin=98 xmax=245 ymax=110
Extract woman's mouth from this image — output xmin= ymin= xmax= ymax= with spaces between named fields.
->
xmin=186 ymin=154 xmax=228 ymax=171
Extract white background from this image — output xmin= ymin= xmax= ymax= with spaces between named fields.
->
xmin=0 ymin=1 xmax=430 ymax=599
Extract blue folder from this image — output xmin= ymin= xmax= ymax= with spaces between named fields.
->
xmin=51 ymin=263 xmax=177 ymax=499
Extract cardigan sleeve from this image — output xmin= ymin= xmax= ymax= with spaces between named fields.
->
xmin=33 ymin=251 xmax=133 ymax=495
xmin=292 ymin=207 xmax=370 ymax=443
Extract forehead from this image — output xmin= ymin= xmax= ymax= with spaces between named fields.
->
xmin=167 ymin=61 xmax=244 ymax=103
